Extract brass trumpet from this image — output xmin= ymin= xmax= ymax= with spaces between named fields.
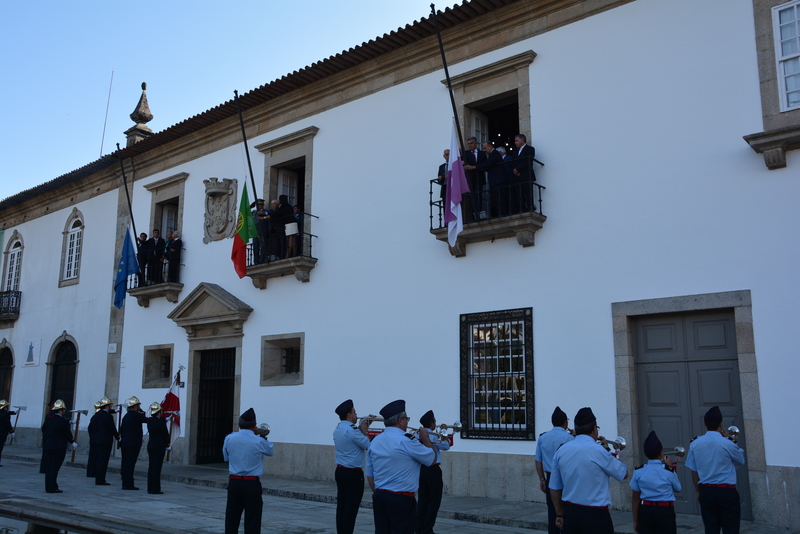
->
xmin=257 ymin=423 xmax=270 ymax=438
xmin=597 ymin=436 xmax=626 ymax=451
xmin=662 ymin=446 xmax=686 ymax=458
xmin=727 ymin=425 xmax=739 ymax=443
xmin=408 ymin=421 xmax=462 ymax=440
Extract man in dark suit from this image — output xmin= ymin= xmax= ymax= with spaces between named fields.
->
xmin=513 ymin=134 xmax=537 ymax=213
xmin=146 ymin=230 xmax=165 ymax=284
xmin=89 ymin=396 xmax=119 ymax=486
xmin=136 ymin=233 xmax=150 ymax=287
xmin=167 ymin=231 xmax=182 ymax=283
xmin=42 ymin=399 xmax=76 ymax=493
xmin=146 ymin=402 xmax=171 ymax=494
xmin=465 ymin=141 xmax=507 ymax=218
xmin=436 ymin=148 xmax=450 ymax=205
xmin=120 ymin=396 xmax=148 ymax=490
xmin=462 ymin=136 xmax=487 ymax=220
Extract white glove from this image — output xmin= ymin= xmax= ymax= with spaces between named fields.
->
xmin=166 ymin=447 xmax=172 ymax=451
xmin=9 ymin=433 xmax=14 ymax=438
xmin=71 ymin=442 xmax=78 ymax=450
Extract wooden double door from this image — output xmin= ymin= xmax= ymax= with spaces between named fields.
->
xmin=196 ymin=348 xmax=235 ymax=464
xmin=634 ymin=311 xmax=751 ymax=519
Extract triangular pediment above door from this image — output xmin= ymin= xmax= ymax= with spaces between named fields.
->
xmin=167 ymin=282 xmax=253 ymax=339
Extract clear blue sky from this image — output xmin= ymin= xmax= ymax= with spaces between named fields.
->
xmin=0 ymin=0 xmax=448 ymax=202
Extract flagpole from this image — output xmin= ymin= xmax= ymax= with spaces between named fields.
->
xmin=116 ymin=143 xmax=138 ymax=239
xmin=234 ymin=90 xmax=259 ymax=202
xmin=431 ymin=4 xmax=466 ymax=155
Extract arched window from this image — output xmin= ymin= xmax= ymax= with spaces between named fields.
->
xmin=0 ymin=347 xmax=12 ymax=401
xmin=49 ymin=341 xmax=77 ymax=410
xmin=3 ymin=239 xmax=22 ymax=292
xmin=60 ymin=209 xmax=84 ymax=286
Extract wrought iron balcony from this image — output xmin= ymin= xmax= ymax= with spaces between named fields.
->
xmin=126 ymin=258 xmax=184 ymax=308
xmin=0 ymin=290 xmax=21 ymax=322
xmin=245 ymin=213 xmax=318 ymax=290
xmin=429 ymin=156 xmax=547 ymax=257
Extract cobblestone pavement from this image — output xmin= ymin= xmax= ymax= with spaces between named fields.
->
xmin=1 ymin=446 xmax=796 ymax=533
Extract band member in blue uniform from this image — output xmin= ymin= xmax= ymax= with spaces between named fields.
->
xmin=146 ymin=402 xmax=171 ymax=494
xmin=42 ymin=399 xmax=76 ymax=493
xmin=120 ymin=396 xmax=148 ymax=490
xmin=630 ymin=431 xmax=681 ymax=534
xmin=415 ymin=409 xmax=451 ymax=534
xmin=333 ymin=399 xmax=371 ymax=534
xmin=535 ymin=406 xmax=575 ymax=534
xmin=223 ymin=407 xmax=274 ymax=534
xmin=685 ymin=406 xmax=745 ymax=534
xmin=88 ymin=397 xmax=119 ymax=485
xmin=366 ymin=399 xmax=435 ymax=534
xmin=549 ymin=407 xmax=628 ymax=534
xmin=0 ymin=399 xmax=16 ymax=467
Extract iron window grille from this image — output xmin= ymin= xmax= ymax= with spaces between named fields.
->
xmin=460 ymin=308 xmax=534 ymax=440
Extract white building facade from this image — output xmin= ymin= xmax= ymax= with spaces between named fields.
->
xmin=1 ymin=0 xmax=798 ymax=528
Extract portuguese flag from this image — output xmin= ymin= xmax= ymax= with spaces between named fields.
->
xmin=231 ymin=183 xmax=257 ymax=278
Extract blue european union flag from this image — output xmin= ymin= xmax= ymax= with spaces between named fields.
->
xmin=114 ymin=227 xmax=140 ymax=308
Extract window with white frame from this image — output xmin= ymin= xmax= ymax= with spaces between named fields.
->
xmin=3 ymin=239 xmax=22 ymax=292
xmin=775 ymin=1 xmax=800 ymax=111
xmin=59 ymin=209 xmax=84 ymax=287
xmin=460 ymin=308 xmax=534 ymax=440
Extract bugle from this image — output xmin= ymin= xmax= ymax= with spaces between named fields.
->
xmin=257 ymin=422 xmax=270 ymax=438
xmin=598 ymin=436 xmax=626 ymax=451
xmin=727 ymin=425 xmax=739 ymax=443
xmin=662 ymin=445 xmax=686 ymax=458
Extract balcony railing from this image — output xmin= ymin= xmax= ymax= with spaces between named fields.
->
xmin=0 ymin=290 xmax=21 ymax=319
xmin=126 ymin=257 xmax=184 ymax=308
xmin=245 ymin=213 xmax=318 ymax=290
xmin=429 ymin=156 xmax=547 ymax=257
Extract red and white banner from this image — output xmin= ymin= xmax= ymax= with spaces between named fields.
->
xmin=445 ymin=122 xmax=470 ymax=247
xmin=161 ymin=369 xmax=181 ymax=447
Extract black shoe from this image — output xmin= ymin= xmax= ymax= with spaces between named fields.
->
xmin=122 ymin=486 xmax=139 ymax=490
xmin=46 ymin=490 xmax=64 ymax=493
xmin=148 ymin=491 xmax=164 ymax=494
xmin=96 ymin=482 xmax=111 ymax=486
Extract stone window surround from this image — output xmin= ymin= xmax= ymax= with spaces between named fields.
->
xmin=611 ymin=290 xmax=771 ymax=521
xmin=58 ymin=207 xmax=84 ymax=288
xmin=142 ymin=344 xmax=173 ymax=389
xmin=260 ymin=333 xmax=304 ymax=387
xmin=2 ymin=230 xmax=23 ymax=292
xmin=432 ymin=51 xmax=548 ymax=256
xmin=144 ymin=172 xmax=188 ymax=237
xmin=744 ymin=0 xmax=800 ymax=169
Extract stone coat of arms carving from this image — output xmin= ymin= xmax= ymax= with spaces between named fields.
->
xmin=203 ymin=178 xmax=237 ymax=243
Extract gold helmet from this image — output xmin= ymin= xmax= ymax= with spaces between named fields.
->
xmin=149 ymin=402 xmax=162 ymax=416
xmin=126 ymin=396 xmax=141 ymax=408
xmin=94 ymin=401 xmax=102 ymax=413
xmin=99 ymin=396 xmax=113 ymax=407
xmin=52 ymin=399 xmax=67 ymax=411
xmin=0 ymin=399 xmax=8 ymax=409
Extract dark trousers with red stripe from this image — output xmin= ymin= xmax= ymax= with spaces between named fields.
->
xmin=225 ymin=478 xmax=262 ymax=534
xmin=639 ymin=505 xmax=676 ymax=534
xmin=699 ymin=485 xmax=740 ymax=534
xmin=335 ymin=466 xmax=364 ymax=534
xmin=373 ymin=490 xmax=416 ymax=534
xmin=563 ymin=502 xmax=614 ymax=534
xmin=415 ymin=463 xmax=443 ymax=534
xmin=545 ymin=472 xmax=559 ymax=534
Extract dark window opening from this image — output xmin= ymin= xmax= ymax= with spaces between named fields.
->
xmin=0 ymin=347 xmax=12 ymax=401
xmin=49 ymin=341 xmax=77 ymax=410
xmin=283 ymin=347 xmax=300 ymax=374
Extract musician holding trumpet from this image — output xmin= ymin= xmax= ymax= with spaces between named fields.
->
xmin=415 ymin=410 xmax=451 ymax=534
xmin=549 ymin=407 xmax=628 ymax=534
xmin=685 ymin=406 xmax=745 ymax=534
xmin=333 ymin=399 xmax=371 ymax=534
xmin=629 ymin=431 xmax=681 ymax=534
xmin=535 ymin=406 xmax=575 ymax=534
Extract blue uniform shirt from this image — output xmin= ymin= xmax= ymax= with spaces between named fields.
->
xmin=685 ymin=431 xmax=745 ymax=485
xmin=549 ymin=434 xmax=627 ymax=507
xmin=222 ymin=428 xmax=274 ymax=477
xmin=535 ymin=426 xmax=575 ymax=473
xmin=365 ymin=427 xmax=435 ymax=493
xmin=333 ymin=421 xmax=370 ymax=468
xmin=629 ymin=459 xmax=681 ymax=501
xmin=430 ymin=433 xmax=450 ymax=464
